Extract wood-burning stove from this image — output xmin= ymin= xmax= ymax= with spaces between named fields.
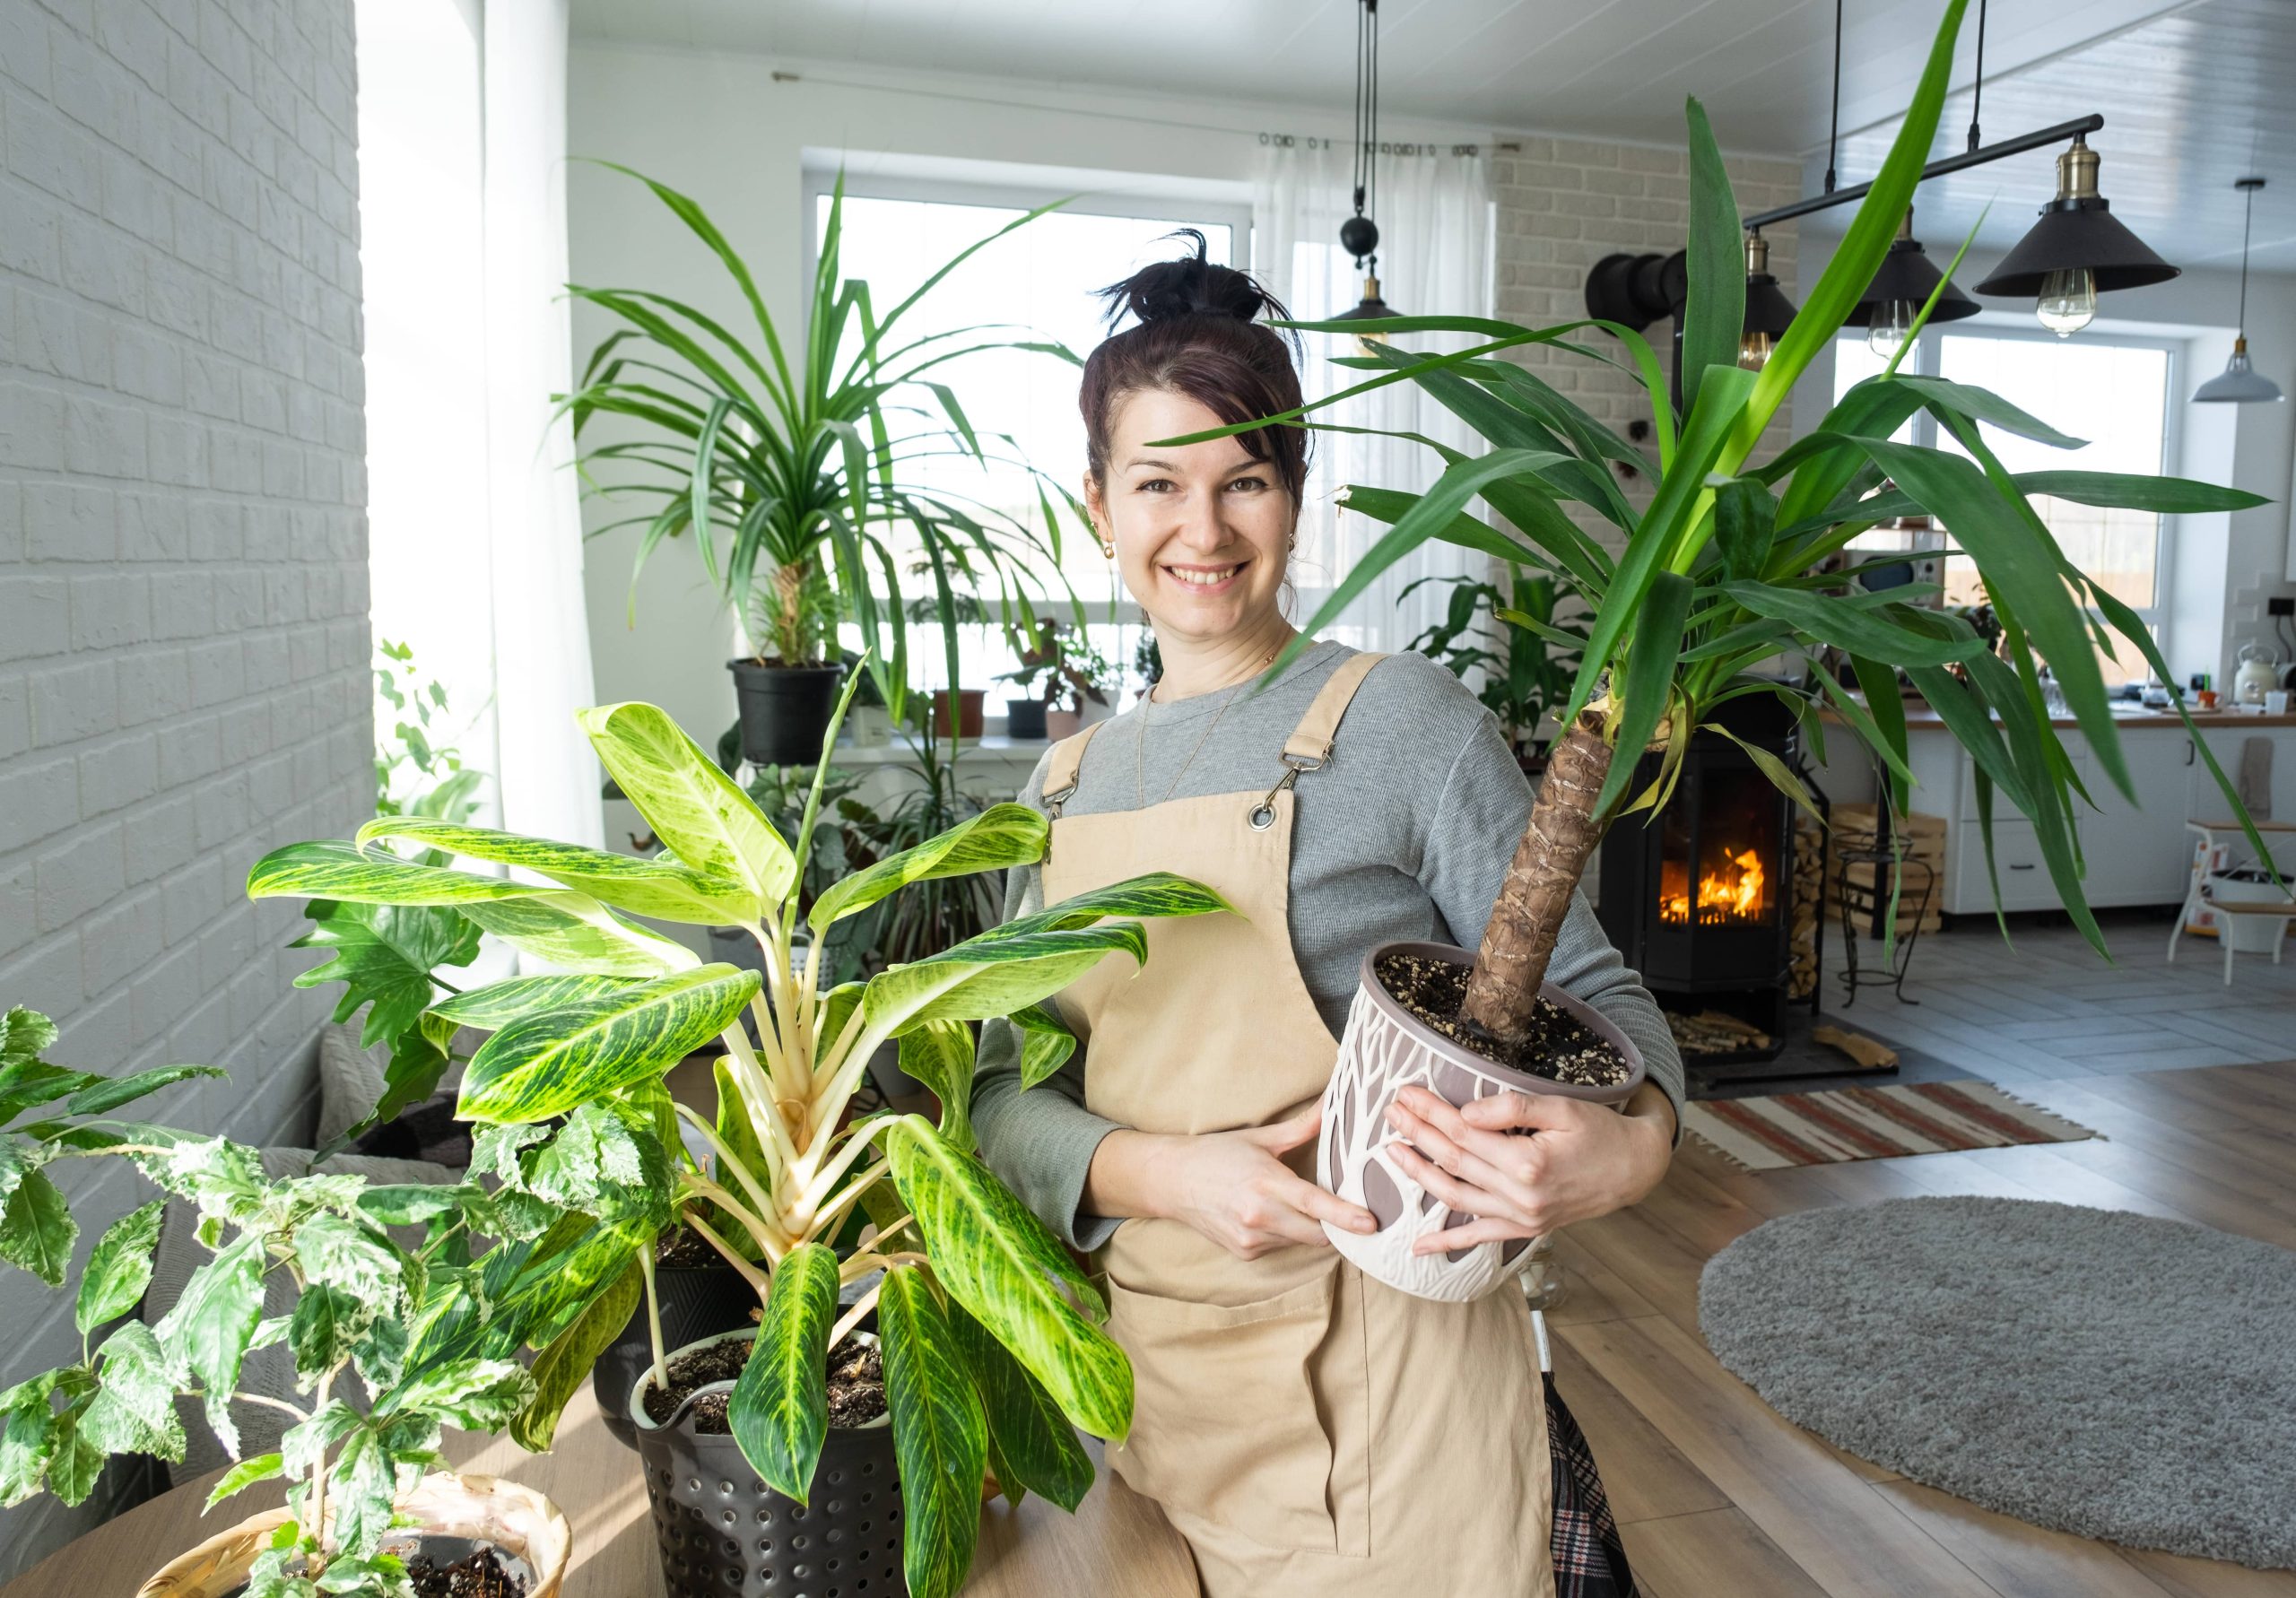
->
xmin=1596 ymin=697 xmax=1813 ymax=1056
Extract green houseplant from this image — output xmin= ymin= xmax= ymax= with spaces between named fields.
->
xmin=563 ymin=167 xmax=1091 ymax=765
xmin=1163 ymin=0 xmax=2276 ymax=1300
xmin=245 ymin=674 xmax=1231 ymax=1597
xmin=1402 ymin=569 xmax=1581 ymax=766
xmin=0 ymin=1007 xmax=596 ymax=1597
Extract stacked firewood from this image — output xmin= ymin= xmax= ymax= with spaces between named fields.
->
xmin=1788 ymin=809 xmax=1825 ymax=1000
xmin=1665 ymin=1009 xmax=1775 ymax=1056
xmin=1826 ymin=803 xmax=1946 ymax=937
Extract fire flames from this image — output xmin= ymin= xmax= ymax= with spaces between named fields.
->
xmin=1659 ymin=847 xmax=1767 ymax=925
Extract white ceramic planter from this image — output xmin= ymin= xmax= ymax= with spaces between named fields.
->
xmin=1318 ymin=940 xmax=1646 ymax=1303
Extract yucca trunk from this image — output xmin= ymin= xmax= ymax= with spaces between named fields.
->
xmin=1459 ymin=711 xmax=1613 ymax=1047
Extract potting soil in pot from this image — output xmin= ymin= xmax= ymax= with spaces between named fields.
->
xmin=641 ymin=1336 xmax=887 ymax=1431
xmin=652 ymin=1225 xmax=722 ymax=1269
xmin=222 ymin=1538 xmax=532 ymax=1598
xmin=1374 ymin=949 xmax=1631 ymax=1088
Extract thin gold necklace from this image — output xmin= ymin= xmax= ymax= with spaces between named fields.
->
xmin=1137 ymin=637 xmax=1287 ymax=809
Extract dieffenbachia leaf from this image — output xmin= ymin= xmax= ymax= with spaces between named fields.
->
xmin=947 ymin=1297 xmax=1092 ymax=1512
xmin=289 ymin=899 xmax=481 ymax=1050
xmin=896 ymin=1022 xmax=977 ymax=1152
xmin=577 ymin=702 xmax=796 ymax=908
xmin=730 ymin=1243 xmax=839 ymax=1502
xmin=463 ymin=890 xmax=700 ymax=978
xmin=246 ymin=840 xmax=549 ymax=906
xmin=358 ymin=816 xmax=761 ymax=925
xmin=859 ymin=873 xmax=1231 ymax=1042
xmin=75 ymin=1199 xmax=165 ymax=1334
xmin=1010 ymin=1003 xmax=1076 ymax=1091
xmin=512 ymin=1256 xmax=640 ymax=1452
xmin=807 ymin=803 xmax=1046 ymax=939
xmin=880 ymin=1266 xmax=987 ymax=1598
xmin=457 ymin=964 xmax=761 ymax=1123
xmin=155 ymin=1230 xmax=266 ymax=1456
xmin=429 ymin=974 xmax=647 ymax=1029
xmin=884 ymin=1117 xmax=1129 ymax=1440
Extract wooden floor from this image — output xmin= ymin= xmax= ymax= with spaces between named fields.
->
xmin=1571 ymin=920 xmax=2296 ymax=1595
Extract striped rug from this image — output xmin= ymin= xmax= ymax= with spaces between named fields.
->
xmin=1682 ymin=1081 xmax=2101 ymax=1170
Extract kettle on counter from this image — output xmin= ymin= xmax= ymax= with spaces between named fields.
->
xmin=2235 ymin=643 xmax=2282 ymax=705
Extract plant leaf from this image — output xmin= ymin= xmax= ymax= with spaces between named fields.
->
xmin=731 ymin=1242 xmax=839 ymax=1502
xmin=947 ymin=1297 xmax=1092 ymax=1512
xmin=76 ymin=1199 xmax=165 ymax=1334
xmin=155 ymin=1230 xmax=266 ymax=1457
xmin=1594 ymin=571 xmax=1694 ymax=818
xmin=63 ymin=1065 xmax=228 ymax=1119
xmin=457 ymin=965 xmax=761 ymax=1124
xmin=884 ymin=1117 xmax=1129 ymax=1440
xmin=357 ymin=817 xmax=761 ymax=925
xmin=880 ymin=1266 xmax=988 ymax=1598
xmin=577 ymin=702 xmax=796 ymax=908
xmin=896 ymin=1022 xmax=978 ymax=1152
xmin=808 ymin=803 xmax=1046 ymax=940
xmin=429 ymin=975 xmax=648 ymax=1029
xmin=456 ymin=890 xmax=699 ymax=977
xmin=288 ymin=900 xmax=482 ymax=1051
xmin=512 ymin=1257 xmax=641 ymax=1452
xmin=1679 ymin=94 xmax=1744 ymax=414
xmin=0 ymin=1169 xmax=76 ymax=1286
xmin=204 ymin=1451 xmax=285 ymax=1513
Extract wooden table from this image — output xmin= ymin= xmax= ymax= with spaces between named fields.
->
xmin=1 ymin=1387 xmax=1198 ymax=1597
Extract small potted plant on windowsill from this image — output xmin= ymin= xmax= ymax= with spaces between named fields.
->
xmin=1043 ymin=627 xmax=1120 ymax=741
xmin=0 ymin=1006 xmax=592 ymax=1596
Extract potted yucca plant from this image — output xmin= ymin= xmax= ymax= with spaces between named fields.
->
xmin=1167 ymin=0 xmax=2276 ymax=1303
xmin=563 ymin=166 xmax=1094 ymax=764
xmin=246 ymin=670 xmax=1231 ymax=1597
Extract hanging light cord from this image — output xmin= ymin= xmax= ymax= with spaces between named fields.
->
xmin=1824 ymin=0 xmax=1842 ymax=194
xmin=1351 ymin=0 xmax=1378 ymax=225
xmin=1967 ymin=0 xmax=1987 ymax=152
xmin=2237 ymin=181 xmax=2255 ymax=337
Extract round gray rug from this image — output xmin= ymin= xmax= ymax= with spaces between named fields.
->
xmin=1698 ymin=1195 xmax=2296 ymax=1569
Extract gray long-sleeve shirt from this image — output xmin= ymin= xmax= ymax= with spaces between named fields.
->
xmin=971 ymin=638 xmax=1686 ymax=1251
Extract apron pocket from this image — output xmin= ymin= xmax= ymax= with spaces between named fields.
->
xmin=1104 ymin=1263 xmax=1348 ymax=1554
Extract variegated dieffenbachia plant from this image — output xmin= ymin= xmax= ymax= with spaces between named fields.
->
xmin=245 ymin=672 xmax=1231 ymax=1598
xmin=0 ymin=1005 xmax=621 ymax=1597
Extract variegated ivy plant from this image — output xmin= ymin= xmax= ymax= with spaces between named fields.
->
xmin=0 ymin=1005 xmax=603 ymax=1598
xmin=245 ymin=671 xmax=1231 ymax=1598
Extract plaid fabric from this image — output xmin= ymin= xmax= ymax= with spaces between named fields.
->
xmin=1547 ymin=1371 xmax=1639 ymax=1597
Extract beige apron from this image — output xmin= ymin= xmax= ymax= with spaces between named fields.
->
xmin=1039 ymin=653 xmax=1556 ymax=1598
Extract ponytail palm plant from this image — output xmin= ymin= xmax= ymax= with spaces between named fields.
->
xmin=562 ymin=166 xmax=1093 ymax=708
xmin=246 ymin=672 xmax=1231 ymax=1596
xmin=1179 ymin=0 xmax=2272 ymax=1047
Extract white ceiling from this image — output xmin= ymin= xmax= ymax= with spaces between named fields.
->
xmin=570 ymin=0 xmax=2296 ymax=270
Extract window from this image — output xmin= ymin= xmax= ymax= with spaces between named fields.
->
xmin=1830 ymin=326 xmax=2179 ymax=685
xmin=805 ymin=179 xmax=1249 ymax=701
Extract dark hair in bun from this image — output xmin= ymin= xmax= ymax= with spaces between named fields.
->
xmin=1080 ymin=230 xmax=1309 ymax=508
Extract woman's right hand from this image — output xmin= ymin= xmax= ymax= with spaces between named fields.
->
xmin=1096 ymin=1105 xmax=1379 ymax=1261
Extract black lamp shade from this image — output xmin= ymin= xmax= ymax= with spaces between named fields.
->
xmin=1974 ymin=198 xmax=2179 ymax=297
xmin=1844 ymin=238 xmax=1981 ymax=327
xmin=1331 ymin=291 xmax=1396 ymax=322
xmin=1744 ymin=273 xmax=1797 ymax=338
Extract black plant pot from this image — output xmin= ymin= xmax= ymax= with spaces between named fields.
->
xmin=594 ymin=1261 xmax=757 ymax=1451
xmin=631 ymin=1331 xmax=905 ymax=1597
xmin=729 ymin=660 xmax=847 ymax=768
xmin=1004 ymin=697 xmax=1048 ymax=740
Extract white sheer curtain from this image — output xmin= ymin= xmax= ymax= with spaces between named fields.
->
xmin=1253 ymin=142 xmax=1495 ymax=652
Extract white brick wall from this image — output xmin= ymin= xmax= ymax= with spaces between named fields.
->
xmin=0 ymin=0 xmax=367 ymax=1575
xmin=1492 ymin=136 xmax=1804 ymax=548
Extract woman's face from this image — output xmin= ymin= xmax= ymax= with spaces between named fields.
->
xmin=1086 ymin=387 xmax=1294 ymax=648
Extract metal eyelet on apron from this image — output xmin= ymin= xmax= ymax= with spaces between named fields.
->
xmin=1248 ymin=752 xmax=1326 ymax=830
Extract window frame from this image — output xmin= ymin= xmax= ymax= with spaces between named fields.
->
xmin=1832 ymin=319 xmax=2184 ymax=633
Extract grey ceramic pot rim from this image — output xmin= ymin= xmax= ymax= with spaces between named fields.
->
xmin=1357 ymin=939 xmax=1647 ymax=1106
xmin=627 ymin=1326 xmax=891 ymax=1438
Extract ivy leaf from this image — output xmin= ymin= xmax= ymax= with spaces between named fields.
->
xmin=290 ymin=899 xmax=481 ymax=1051
xmin=76 ymin=1200 xmax=166 ymax=1335
xmin=78 ymin=1321 xmax=187 ymax=1462
xmin=0 ymin=1169 xmax=77 ymax=1286
xmin=155 ymin=1230 xmax=266 ymax=1457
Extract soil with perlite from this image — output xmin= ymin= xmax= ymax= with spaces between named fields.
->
xmin=642 ymin=1335 xmax=887 ymax=1431
xmin=1375 ymin=950 xmax=1631 ymax=1088
xmin=406 ymin=1547 xmax=525 ymax=1596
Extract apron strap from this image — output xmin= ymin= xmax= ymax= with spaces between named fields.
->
xmin=1282 ymin=651 xmax=1387 ymax=765
xmin=1040 ymin=719 xmax=1112 ymax=817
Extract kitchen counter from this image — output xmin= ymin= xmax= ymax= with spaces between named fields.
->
xmin=1874 ymin=703 xmax=2296 ymax=732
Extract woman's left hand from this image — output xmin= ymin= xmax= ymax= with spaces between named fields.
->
xmin=1382 ymin=1085 xmax=1671 ymax=1255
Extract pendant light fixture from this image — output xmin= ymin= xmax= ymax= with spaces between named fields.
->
xmin=1845 ymin=208 xmax=1980 ymax=358
xmin=1739 ymin=230 xmax=1797 ymax=369
xmin=2194 ymin=177 xmax=2283 ymax=404
xmin=1331 ymin=0 xmax=1396 ymax=340
xmin=1972 ymin=135 xmax=2180 ymax=334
